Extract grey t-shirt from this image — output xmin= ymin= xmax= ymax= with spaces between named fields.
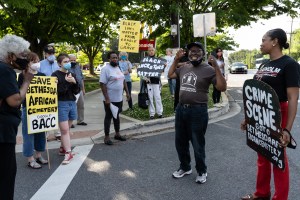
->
xmin=99 ymin=64 xmax=125 ymax=102
xmin=176 ymin=62 xmax=216 ymax=104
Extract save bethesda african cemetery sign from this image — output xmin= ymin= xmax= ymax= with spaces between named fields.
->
xmin=243 ymin=79 xmax=284 ymax=170
xmin=26 ymin=76 xmax=58 ymax=134
xmin=137 ymin=56 xmax=166 ymax=78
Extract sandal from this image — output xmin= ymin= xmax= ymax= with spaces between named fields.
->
xmin=104 ymin=139 xmax=113 ymax=145
xmin=28 ymin=160 xmax=42 ymax=169
xmin=241 ymin=194 xmax=270 ymax=200
xmin=114 ymin=135 xmax=126 ymax=141
xmin=36 ymin=156 xmax=48 ymax=165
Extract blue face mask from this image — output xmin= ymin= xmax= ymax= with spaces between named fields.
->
xmin=47 ymin=55 xmax=55 ymax=63
xmin=121 ymin=55 xmax=127 ymax=60
xmin=63 ymin=62 xmax=71 ymax=70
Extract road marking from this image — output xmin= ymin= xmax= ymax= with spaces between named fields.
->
xmin=30 ymin=144 xmax=94 ymax=200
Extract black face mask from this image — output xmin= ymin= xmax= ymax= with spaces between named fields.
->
xmin=15 ymin=58 xmax=29 ymax=70
xmin=71 ymin=62 xmax=76 ymax=67
xmin=190 ymin=59 xmax=203 ymax=66
xmin=110 ymin=61 xmax=118 ymax=67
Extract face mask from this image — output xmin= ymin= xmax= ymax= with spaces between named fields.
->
xmin=110 ymin=61 xmax=118 ymax=67
xmin=30 ymin=62 xmax=40 ymax=71
xmin=15 ymin=58 xmax=29 ymax=70
xmin=47 ymin=55 xmax=55 ymax=63
xmin=190 ymin=59 xmax=203 ymax=66
xmin=121 ymin=55 xmax=127 ymax=60
xmin=71 ymin=62 xmax=76 ymax=67
xmin=63 ymin=62 xmax=71 ymax=70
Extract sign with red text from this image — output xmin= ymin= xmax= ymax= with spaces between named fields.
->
xmin=139 ymin=39 xmax=156 ymax=51
xmin=243 ymin=79 xmax=284 ymax=170
xmin=119 ymin=20 xmax=141 ymax=53
xmin=26 ymin=76 xmax=58 ymax=134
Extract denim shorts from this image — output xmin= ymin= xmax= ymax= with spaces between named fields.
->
xmin=58 ymin=101 xmax=77 ymax=122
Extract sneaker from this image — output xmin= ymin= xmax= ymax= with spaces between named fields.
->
xmin=158 ymin=115 xmax=163 ymax=118
xmin=59 ymin=146 xmax=66 ymax=156
xmin=70 ymin=124 xmax=75 ymax=128
xmin=172 ymin=169 xmax=192 ymax=178
xmin=195 ymin=173 xmax=207 ymax=184
xmin=62 ymin=152 xmax=74 ymax=165
xmin=150 ymin=116 xmax=154 ymax=120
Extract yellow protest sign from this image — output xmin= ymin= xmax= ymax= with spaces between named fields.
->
xmin=118 ymin=20 xmax=141 ymax=53
xmin=26 ymin=76 xmax=58 ymax=134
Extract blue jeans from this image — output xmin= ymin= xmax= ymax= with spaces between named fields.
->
xmin=58 ymin=101 xmax=77 ymax=122
xmin=22 ymin=107 xmax=46 ymax=157
xmin=168 ymin=79 xmax=176 ymax=95
xmin=175 ymin=103 xmax=208 ymax=174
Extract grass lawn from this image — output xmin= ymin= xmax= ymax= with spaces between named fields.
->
xmin=122 ymin=84 xmax=214 ymax=121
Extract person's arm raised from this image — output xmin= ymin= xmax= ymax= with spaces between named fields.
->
xmin=168 ymin=49 xmax=185 ymax=79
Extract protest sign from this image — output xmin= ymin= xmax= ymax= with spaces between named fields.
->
xmin=243 ymin=79 xmax=284 ymax=170
xmin=26 ymin=76 xmax=58 ymax=134
xmin=119 ymin=20 xmax=141 ymax=53
xmin=137 ymin=56 xmax=166 ymax=78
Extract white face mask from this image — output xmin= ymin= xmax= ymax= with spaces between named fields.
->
xmin=30 ymin=62 xmax=40 ymax=71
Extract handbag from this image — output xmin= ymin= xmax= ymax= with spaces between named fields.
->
xmin=138 ymin=80 xmax=149 ymax=109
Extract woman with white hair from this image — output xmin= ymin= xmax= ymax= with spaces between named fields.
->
xmin=0 ymin=35 xmax=34 ymax=200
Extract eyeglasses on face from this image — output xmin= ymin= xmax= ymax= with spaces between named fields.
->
xmin=189 ymin=49 xmax=202 ymax=54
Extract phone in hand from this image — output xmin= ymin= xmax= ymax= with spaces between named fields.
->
xmin=211 ymin=51 xmax=217 ymax=58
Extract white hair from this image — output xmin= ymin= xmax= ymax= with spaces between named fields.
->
xmin=0 ymin=35 xmax=30 ymax=61
xmin=68 ymin=54 xmax=76 ymax=59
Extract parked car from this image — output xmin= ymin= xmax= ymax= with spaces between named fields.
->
xmin=229 ymin=62 xmax=248 ymax=74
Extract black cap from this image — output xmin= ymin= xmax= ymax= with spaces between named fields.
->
xmin=187 ymin=42 xmax=204 ymax=50
xmin=44 ymin=45 xmax=55 ymax=54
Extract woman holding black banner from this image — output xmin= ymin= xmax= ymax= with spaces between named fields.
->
xmin=241 ymin=28 xmax=300 ymax=200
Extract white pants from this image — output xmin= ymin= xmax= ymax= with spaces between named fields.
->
xmin=147 ymin=83 xmax=163 ymax=116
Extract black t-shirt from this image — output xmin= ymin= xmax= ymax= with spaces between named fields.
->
xmin=51 ymin=70 xmax=80 ymax=101
xmin=17 ymin=72 xmax=46 ymax=107
xmin=254 ymin=55 xmax=300 ymax=102
xmin=0 ymin=62 xmax=22 ymax=144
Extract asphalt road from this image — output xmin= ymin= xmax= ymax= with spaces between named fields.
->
xmin=14 ymin=71 xmax=300 ymax=200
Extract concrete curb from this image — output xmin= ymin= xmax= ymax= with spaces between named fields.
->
xmin=90 ymin=91 xmax=230 ymax=144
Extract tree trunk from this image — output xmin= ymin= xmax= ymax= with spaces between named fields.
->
xmin=88 ymin=55 xmax=96 ymax=75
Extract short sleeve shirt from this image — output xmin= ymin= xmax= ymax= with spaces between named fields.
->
xmin=39 ymin=59 xmax=60 ymax=76
xmin=99 ymin=64 xmax=125 ymax=102
xmin=118 ymin=61 xmax=132 ymax=82
xmin=0 ymin=62 xmax=22 ymax=143
xmin=254 ymin=55 xmax=300 ymax=102
xmin=176 ymin=62 xmax=216 ymax=104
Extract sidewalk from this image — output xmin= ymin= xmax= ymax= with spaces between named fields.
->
xmin=16 ymin=77 xmax=230 ymax=152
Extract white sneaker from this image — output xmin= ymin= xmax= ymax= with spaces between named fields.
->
xmin=172 ymin=169 xmax=192 ymax=178
xmin=195 ymin=173 xmax=207 ymax=184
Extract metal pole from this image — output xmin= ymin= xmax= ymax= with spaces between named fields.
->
xmin=203 ymin=15 xmax=207 ymax=61
xmin=289 ymin=17 xmax=293 ymax=55
xmin=177 ymin=8 xmax=180 ymax=48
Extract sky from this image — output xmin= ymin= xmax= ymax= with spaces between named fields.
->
xmin=227 ymin=14 xmax=300 ymax=51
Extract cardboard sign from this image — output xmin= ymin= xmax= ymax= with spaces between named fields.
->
xmin=137 ymin=56 xmax=166 ymax=78
xmin=118 ymin=20 xmax=141 ymax=53
xmin=243 ymin=79 xmax=284 ymax=170
xmin=26 ymin=76 xmax=58 ymax=134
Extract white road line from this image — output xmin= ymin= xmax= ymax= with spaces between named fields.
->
xmin=30 ymin=144 xmax=94 ymax=200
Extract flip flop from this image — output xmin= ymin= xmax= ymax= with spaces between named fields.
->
xmin=28 ymin=160 xmax=42 ymax=169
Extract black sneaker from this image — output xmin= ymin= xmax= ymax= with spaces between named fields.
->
xmin=150 ymin=116 xmax=154 ymax=120
xmin=158 ymin=115 xmax=163 ymax=118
